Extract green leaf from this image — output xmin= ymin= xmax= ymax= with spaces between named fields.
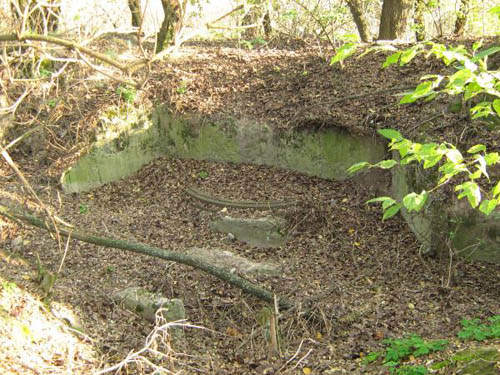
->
xmin=467 ymin=144 xmax=486 ymax=154
xmin=456 ymin=181 xmax=481 ymax=208
xmin=348 ymin=161 xmax=370 ymax=174
xmin=464 ymin=82 xmax=482 ymax=101
xmin=493 ymin=181 xmax=500 ymax=197
xmin=446 ymin=148 xmax=463 ymax=163
xmin=400 ymin=47 xmax=418 ymax=65
xmin=472 ymin=46 xmax=500 ymax=62
xmin=400 ymin=81 xmax=434 ymax=104
xmin=376 ymin=159 xmax=398 ymax=169
xmin=472 ymin=40 xmax=483 ymax=52
xmin=330 ymin=43 xmax=358 ymax=65
xmin=485 ymin=152 xmax=499 ymax=165
xmin=403 ymin=191 xmax=428 ymax=212
xmin=383 ymin=204 xmax=401 ymax=220
xmin=382 ymin=198 xmax=397 ymax=210
xmin=378 ymin=128 xmax=403 ymax=141
xmin=423 ymin=154 xmax=443 ymax=169
xmin=476 ymin=155 xmax=489 ymax=178
xmin=383 ymin=52 xmax=401 ymax=68
xmin=479 ymin=199 xmax=498 ymax=215
xmin=367 ymin=196 xmax=395 ymax=204
xmin=494 ymin=99 xmax=500 ymax=115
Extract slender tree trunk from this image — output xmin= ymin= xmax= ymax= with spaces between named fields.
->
xmin=346 ymin=0 xmax=372 ymax=42
xmin=413 ymin=0 xmax=425 ymax=41
xmin=156 ymin=0 xmax=187 ymax=53
xmin=453 ymin=0 xmax=470 ymax=36
xmin=378 ymin=0 xmax=413 ymax=40
xmin=127 ymin=0 xmax=143 ymax=28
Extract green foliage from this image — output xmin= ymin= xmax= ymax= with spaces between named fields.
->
xmin=363 ymin=334 xmax=448 ymax=375
xmin=116 ymin=86 xmax=136 ymax=103
xmin=330 ymin=43 xmax=358 ymax=66
xmin=353 ymin=127 xmax=500 ymax=217
xmin=358 ymin=129 xmax=500 ymax=218
xmin=457 ymin=315 xmax=500 ymax=341
xmin=176 ymin=81 xmax=188 ymax=94
xmin=383 ymin=41 xmax=500 ymax=119
xmin=1 ymin=281 xmax=19 ymax=295
xmin=383 ymin=335 xmax=448 ymax=363
xmin=391 ymin=365 xmax=428 ymax=375
xmin=198 ymin=170 xmax=209 ymax=179
xmin=78 ymin=203 xmax=88 ymax=214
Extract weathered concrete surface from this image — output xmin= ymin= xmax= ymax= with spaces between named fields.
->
xmin=210 ymin=216 xmax=287 ymax=248
xmin=451 ymin=209 xmax=500 ymax=264
xmin=453 ymin=346 xmax=500 ymax=375
xmin=60 ymin=106 xmax=499 ymax=264
xmin=392 ymin=152 xmax=500 ymax=264
xmin=61 ymin=107 xmax=162 ymax=193
xmin=112 ymin=287 xmax=185 ymax=324
xmin=156 ymin=107 xmax=386 ymax=181
xmin=184 ymin=247 xmax=282 ymax=276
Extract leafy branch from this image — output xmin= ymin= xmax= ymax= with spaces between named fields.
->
xmin=349 ymin=129 xmax=500 ymax=218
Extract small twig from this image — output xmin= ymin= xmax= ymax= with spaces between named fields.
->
xmin=290 ymin=348 xmax=313 ymax=372
xmin=0 ymin=87 xmax=32 ymax=114
xmin=75 ymin=50 xmax=140 ymax=88
xmin=331 ymin=85 xmax=414 ymax=105
xmin=278 ymin=339 xmax=304 ymax=372
xmin=408 ymin=111 xmax=446 ymax=133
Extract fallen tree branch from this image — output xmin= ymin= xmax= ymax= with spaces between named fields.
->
xmin=0 ymin=204 xmax=293 ymax=310
xmin=184 ymin=186 xmax=299 ymax=210
xmin=0 ymin=32 xmax=150 ymax=83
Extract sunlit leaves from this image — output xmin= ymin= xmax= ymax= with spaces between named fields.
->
xmin=445 ymin=148 xmax=463 ymax=164
xmin=347 ymin=161 xmax=370 ymax=174
xmin=403 ymin=191 xmax=428 ymax=212
xmin=375 ymin=159 xmax=398 ymax=169
xmin=455 ymin=181 xmax=481 ymax=207
xmin=479 ymin=199 xmax=498 ymax=215
xmin=485 ymin=152 xmax=499 ymax=165
xmin=377 ymin=128 xmax=402 ymax=141
xmin=467 ymin=144 xmax=486 ymax=154
xmin=383 ymin=51 xmax=401 ymax=68
xmin=366 ymin=197 xmax=401 ymax=220
xmin=400 ymin=81 xmax=436 ymax=104
xmin=330 ymin=43 xmax=358 ymax=66
xmin=493 ymin=99 xmax=500 ymax=115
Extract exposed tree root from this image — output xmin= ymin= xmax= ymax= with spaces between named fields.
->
xmin=184 ymin=186 xmax=299 ymax=210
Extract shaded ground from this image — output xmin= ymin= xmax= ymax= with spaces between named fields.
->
xmin=0 ymin=39 xmax=499 ymax=374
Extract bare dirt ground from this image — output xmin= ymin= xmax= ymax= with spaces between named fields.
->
xmin=0 ymin=39 xmax=499 ymax=374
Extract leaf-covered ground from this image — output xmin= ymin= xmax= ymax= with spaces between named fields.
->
xmin=0 ymin=39 xmax=499 ymax=374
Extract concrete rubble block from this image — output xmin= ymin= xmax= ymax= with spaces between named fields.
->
xmin=112 ymin=287 xmax=186 ymax=327
xmin=184 ymin=247 xmax=282 ymax=276
xmin=210 ymin=215 xmax=287 ymax=248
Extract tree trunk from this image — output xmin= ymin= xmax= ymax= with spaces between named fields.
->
xmin=453 ymin=0 xmax=470 ymax=36
xmin=156 ymin=0 xmax=187 ymax=53
xmin=378 ymin=0 xmax=413 ymax=40
xmin=413 ymin=0 xmax=425 ymax=41
xmin=127 ymin=0 xmax=143 ymax=28
xmin=346 ymin=0 xmax=372 ymax=42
